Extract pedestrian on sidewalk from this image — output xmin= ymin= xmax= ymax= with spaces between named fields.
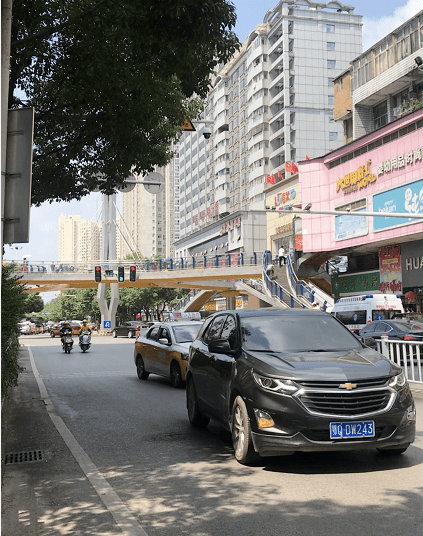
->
xmin=278 ymin=245 xmax=286 ymax=267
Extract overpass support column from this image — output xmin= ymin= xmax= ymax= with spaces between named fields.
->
xmin=96 ymin=282 xmax=120 ymax=331
xmin=226 ymin=296 xmax=236 ymax=310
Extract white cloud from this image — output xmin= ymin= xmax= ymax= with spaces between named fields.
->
xmin=362 ymin=0 xmax=422 ymax=51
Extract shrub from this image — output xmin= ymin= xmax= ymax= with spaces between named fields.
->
xmin=1 ymin=265 xmax=27 ymax=397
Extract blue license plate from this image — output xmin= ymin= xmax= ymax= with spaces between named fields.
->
xmin=330 ymin=421 xmax=375 ymax=439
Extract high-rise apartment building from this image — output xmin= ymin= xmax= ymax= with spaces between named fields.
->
xmin=177 ymin=0 xmax=362 ymax=241
xmin=120 ymin=167 xmax=167 ymax=259
xmin=58 ymin=214 xmax=101 ymax=262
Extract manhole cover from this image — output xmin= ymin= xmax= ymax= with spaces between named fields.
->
xmin=5 ymin=450 xmax=44 ymax=464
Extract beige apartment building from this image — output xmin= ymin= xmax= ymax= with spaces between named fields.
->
xmin=58 ymin=214 xmax=101 ymax=263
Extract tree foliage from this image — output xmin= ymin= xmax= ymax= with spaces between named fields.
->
xmin=1 ymin=266 xmax=27 ymax=396
xmin=23 ymin=293 xmax=44 ymax=314
xmin=10 ymin=0 xmax=239 ymax=206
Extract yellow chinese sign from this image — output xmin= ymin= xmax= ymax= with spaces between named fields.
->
xmin=336 ymin=160 xmax=376 ymax=194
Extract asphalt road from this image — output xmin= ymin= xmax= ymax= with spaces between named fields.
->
xmin=2 ymin=333 xmax=423 ymax=536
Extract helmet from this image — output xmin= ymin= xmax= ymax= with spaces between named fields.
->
xmin=82 ymin=319 xmax=87 ymax=323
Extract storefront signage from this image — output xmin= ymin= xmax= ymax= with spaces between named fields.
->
xmin=332 ymin=272 xmax=380 ymax=298
xmin=334 ymin=208 xmax=368 ymax=241
xmin=373 ymin=178 xmax=423 ymax=232
xmin=274 ymin=188 xmax=296 ymax=208
xmin=274 ymin=222 xmax=292 ymax=235
xmin=377 ymin=146 xmax=422 ymax=176
xmin=378 ymin=245 xmax=402 ymax=294
xmin=336 ymin=160 xmax=376 ymax=195
xmin=219 ymin=217 xmax=241 ymax=236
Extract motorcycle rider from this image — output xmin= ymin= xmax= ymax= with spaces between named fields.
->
xmin=60 ymin=321 xmax=73 ymax=348
xmin=78 ymin=319 xmax=92 ymax=343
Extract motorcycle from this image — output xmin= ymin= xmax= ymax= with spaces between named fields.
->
xmin=61 ymin=328 xmax=73 ymax=354
xmin=79 ymin=330 xmax=91 ymax=353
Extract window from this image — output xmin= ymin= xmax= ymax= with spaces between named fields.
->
xmin=204 ymin=315 xmax=227 ymax=343
xmin=326 ymin=24 xmax=335 ymax=33
xmin=337 ymin=78 xmax=343 ymax=91
xmin=328 ymin=78 xmax=334 ymax=86
xmin=328 ymin=96 xmax=334 ymax=105
xmin=327 ymin=60 xmax=336 ymax=69
xmin=329 ymin=132 xmax=338 ymax=141
xmin=327 ymin=42 xmax=335 ymax=50
xmin=220 ymin=315 xmax=237 ymax=348
xmin=374 ymin=101 xmax=388 ymax=129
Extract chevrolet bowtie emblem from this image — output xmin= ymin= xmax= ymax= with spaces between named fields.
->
xmin=339 ymin=382 xmax=357 ymax=390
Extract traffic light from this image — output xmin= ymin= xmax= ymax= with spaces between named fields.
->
xmin=94 ymin=266 xmax=102 ymax=282
xmin=129 ymin=265 xmax=136 ymax=282
xmin=118 ymin=266 xmax=125 ymax=282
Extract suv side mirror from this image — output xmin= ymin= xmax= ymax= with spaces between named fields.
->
xmin=208 ymin=339 xmax=234 ymax=354
xmin=360 ymin=336 xmax=377 ymax=349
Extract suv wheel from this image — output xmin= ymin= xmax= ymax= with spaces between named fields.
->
xmin=187 ymin=379 xmax=209 ymax=428
xmin=232 ymin=396 xmax=259 ymax=465
xmin=112 ymin=329 xmax=117 ymax=338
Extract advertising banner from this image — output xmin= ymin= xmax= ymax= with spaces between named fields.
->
xmin=378 ymin=245 xmax=402 ymax=294
xmin=334 ymin=208 xmax=369 ymax=241
xmin=373 ymin=178 xmax=423 ymax=232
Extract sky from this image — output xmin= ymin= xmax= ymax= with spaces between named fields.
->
xmin=3 ymin=0 xmax=422 ymax=267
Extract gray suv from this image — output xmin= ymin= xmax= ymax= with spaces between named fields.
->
xmin=186 ymin=309 xmax=416 ymax=465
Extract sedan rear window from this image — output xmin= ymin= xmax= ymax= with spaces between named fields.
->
xmin=241 ymin=315 xmax=361 ymax=352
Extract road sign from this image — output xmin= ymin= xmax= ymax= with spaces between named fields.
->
xmin=181 ymin=119 xmax=195 ymax=131
xmin=103 ymin=320 xmax=111 ymax=329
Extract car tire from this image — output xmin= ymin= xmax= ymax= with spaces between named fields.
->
xmin=186 ymin=379 xmax=209 ymax=428
xmin=112 ymin=329 xmax=117 ymax=338
xmin=136 ymin=356 xmax=149 ymax=380
xmin=128 ymin=330 xmax=134 ymax=339
xmin=50 ymin=332 xmax=55 ymax=338
xmin=231 ymin=396 xmax=259 ymax=465
xmin=377 ymin=444 xmax=410 ymax=455
xmin=170 ymin=362 xmax=183 ymax=388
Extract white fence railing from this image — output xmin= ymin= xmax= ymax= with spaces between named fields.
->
xmin=377 ymin=336 xmax=423 ymax=384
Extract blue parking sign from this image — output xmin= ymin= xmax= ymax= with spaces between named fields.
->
xmin=103 ymin=320 xmax=111 ymax=329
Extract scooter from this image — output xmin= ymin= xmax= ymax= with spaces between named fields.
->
xmin=79 ymin=330 xmax=91 ymax=353
xmin=61 ymin=329 xmax=74 ymax=354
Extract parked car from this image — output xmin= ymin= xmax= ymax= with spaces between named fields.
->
xmin=186 ymin=309 xmax=416 ymax=465
xmin=358 ymin=319 xmax=423 ymax=342
xmin=112 ymin=321 xmax=143 ymax=338
xmin=18 ymin=322 xmax=31 ymax=335
xmin=134 ymin=321 xmax=203 ymax=387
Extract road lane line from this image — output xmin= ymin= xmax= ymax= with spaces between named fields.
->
xmin=28 ymin=346 xmax=149 ymax=536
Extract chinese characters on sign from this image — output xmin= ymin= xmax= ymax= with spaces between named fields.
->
xmin=332 ymin=272 xmax=380 ymax=298
xmin=377 ymin=146 xmax=422 ymax=176
xmin=336 ymin=160 xmax=376 ymax=195
xmin=219 ymin=217 xmax=242 ymax=236
xmin=378 ymin=245 xmax=402 ymax=294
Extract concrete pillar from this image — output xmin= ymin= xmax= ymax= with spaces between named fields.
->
xmin=96 ymin=282 xmax=120 ymax=331
xmin=226 ymin=296 xmax=236 ymax=310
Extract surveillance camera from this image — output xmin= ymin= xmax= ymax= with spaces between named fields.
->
xmin=415 ymin=56 xmax=423 ymax=66
xmin=202 ymin=127 xmax=212 ymax=139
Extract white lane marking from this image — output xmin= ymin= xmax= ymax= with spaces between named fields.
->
xmin=28 ymin=346 xmax=149 ymax=536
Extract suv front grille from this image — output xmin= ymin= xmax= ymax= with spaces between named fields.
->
xmin=298 ymin=388 xmax=392 ymax=417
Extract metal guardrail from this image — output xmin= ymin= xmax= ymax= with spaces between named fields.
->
xmin=4 ymin=252 xmax=263 ymax=275
xmin=377 ymin=336 xmax=423 ymax=384
xmin=262 ymin=251 xmax=306 ymax=309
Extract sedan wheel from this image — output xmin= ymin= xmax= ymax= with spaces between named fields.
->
xmin=136 ymin=356 xmax=149 ymax=380
xmin=128 ymin=330 xmax=134 ymax=338
xmin=186 ymin=379 xmax=209 ymax=428
xmin=232 ymin=396 xmax=259 ymax=465
xmin=50 ymin=332 xmax=55 ymax=338
xmin=112 ymin=329 xmax=117 ymax=338
xmin=170 ymin=362 xmax=183 ymax=388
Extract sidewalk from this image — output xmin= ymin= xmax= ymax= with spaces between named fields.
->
xmin=1 ymin=346 xmax=122 ymax=536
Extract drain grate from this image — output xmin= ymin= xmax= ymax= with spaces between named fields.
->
xmin=5 ymin=450 xmax=44 ymax=465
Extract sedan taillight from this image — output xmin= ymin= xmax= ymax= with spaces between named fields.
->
xmin=405 ymin=335 xmax=418 ymax=341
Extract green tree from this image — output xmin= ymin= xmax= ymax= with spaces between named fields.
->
xmin=1 ymin=266 xmax=27 ymax=396
xmin=10 ymin=0 xmax=239 ymax=206
xmin=23 ymin=293 xmax=44 ymax=314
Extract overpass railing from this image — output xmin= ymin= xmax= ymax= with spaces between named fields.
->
xmin=5 ymin=252 xmax=263 ymax=275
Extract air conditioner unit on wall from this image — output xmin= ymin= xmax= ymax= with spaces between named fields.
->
xmin=393 ymin=106 xmax=401 ymax=117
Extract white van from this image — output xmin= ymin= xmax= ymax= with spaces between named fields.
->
xmin=332 ymin=294 xmax=404 ymax=333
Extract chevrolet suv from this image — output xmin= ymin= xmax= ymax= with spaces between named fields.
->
xmin=186 ymin=309 xmax=416 ymax=465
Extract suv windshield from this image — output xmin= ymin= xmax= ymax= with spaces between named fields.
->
xmin=241 ymin=315 xmax=361 ymax=352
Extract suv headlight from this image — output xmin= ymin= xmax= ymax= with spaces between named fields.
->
xmin=388 ymin=372 xmax=407 ymax=389
xmin=252 ymin=372 xmax=298 ymax=394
